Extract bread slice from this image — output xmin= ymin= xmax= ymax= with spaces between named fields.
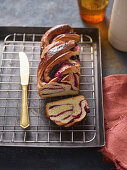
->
xmin=46 ymin=95 xmax=89 ymax=127
xmin=38 ymin=81 xmax=79 ymax=98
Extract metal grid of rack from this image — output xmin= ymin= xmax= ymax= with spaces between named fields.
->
xmin=0 ymin=32 xmax=98 ymax=147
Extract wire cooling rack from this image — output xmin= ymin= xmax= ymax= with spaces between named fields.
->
xmin=0 ymin=29 xmax=104 ymax=147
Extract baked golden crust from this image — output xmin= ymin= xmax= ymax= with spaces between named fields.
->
xmin=52 ymin=33 xmax=80 ymax=43
xmin=41 ymin=24 xmax=73 ymax=48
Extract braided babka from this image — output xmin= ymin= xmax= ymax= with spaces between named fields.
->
xmin=46 ymin=95 xmax=90 ymax=127
xmin=37 ymin=24 xmax=80 ymax=98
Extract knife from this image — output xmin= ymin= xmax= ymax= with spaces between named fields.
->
xmin=19 ymin=52 xmax=30 ymax=129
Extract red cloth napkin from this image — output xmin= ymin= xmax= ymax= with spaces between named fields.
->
xmin=101 ymin=74 xmax=127 ymax=170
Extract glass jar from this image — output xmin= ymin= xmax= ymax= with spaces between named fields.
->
xmin=78 ymin=0 xmax=108 ymax=23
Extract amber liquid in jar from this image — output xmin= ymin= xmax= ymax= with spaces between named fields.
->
xmin=78 ymin=0 xmax=108 ymax=23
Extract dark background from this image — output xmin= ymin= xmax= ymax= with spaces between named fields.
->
xmin=0 ymin=0 xmax=126 ymax=169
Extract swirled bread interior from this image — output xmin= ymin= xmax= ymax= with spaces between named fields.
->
xmin=46 ymin=95 xmax=90 ymax=127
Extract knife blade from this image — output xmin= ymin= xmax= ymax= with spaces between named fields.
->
xmin=19 ymin=52 xmax=30 ymax=129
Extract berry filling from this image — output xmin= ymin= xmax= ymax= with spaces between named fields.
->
xmin=48 ymin=64 xmax=61 ymax=79
xmin=50 ymin=109 xmax=73 ymax=117
xmin=70 ymin=55 xmax=79 ymax=61
xmin=54 ymin=63 xmax=74 ymax=78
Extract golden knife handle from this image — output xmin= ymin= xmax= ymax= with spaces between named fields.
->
xmin=20 ymin=85 xmax=30 ymax=129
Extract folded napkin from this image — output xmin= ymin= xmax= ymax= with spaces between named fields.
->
xmin=101 ymin=74 xmax=127 ymax=170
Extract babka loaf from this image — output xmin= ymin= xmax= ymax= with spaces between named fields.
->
xmin=46 ymin=95 xmax=90 ymax=127
xmin=37 ymin=24 xmax=80 ymax=98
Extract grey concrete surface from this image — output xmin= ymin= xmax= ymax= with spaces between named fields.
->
xmin=0 ymin=0 xmax=125 ymax=169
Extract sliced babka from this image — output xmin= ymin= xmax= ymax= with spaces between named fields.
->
xmin=37 ymin=24 xmax=80 ymax=98
xmin=46 ymin=95 xmax=90 ymax=127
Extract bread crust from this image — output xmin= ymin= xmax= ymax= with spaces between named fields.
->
xmin=43 ymin=50 xmax=80 ymax=82
xmin=52 ymin=34 xmax=80 ymax=43
xmin=41 ymin=24 xmax=73 ymax=48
